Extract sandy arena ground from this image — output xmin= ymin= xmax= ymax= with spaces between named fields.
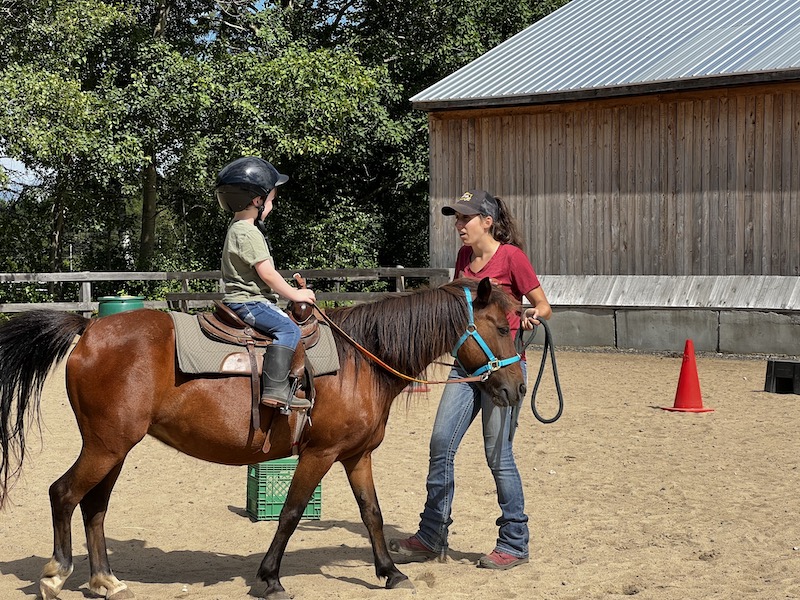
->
xmin=1 ymin=348 xmax=799 ymax=599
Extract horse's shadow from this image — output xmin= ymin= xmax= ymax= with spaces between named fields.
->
xmin=2 ymin=516 xmax=471 ymax=597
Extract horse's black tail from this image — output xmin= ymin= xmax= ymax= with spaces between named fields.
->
xmin=0 ymin=310 xmax=90 ymax=508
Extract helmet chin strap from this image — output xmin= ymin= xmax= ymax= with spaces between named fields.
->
xmin=254 ymin=198 xmax=273 ymax=252
xmin=256 ymin=200 xmax=266 ymax=224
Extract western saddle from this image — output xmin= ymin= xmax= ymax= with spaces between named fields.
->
xmin=197 ymin=301 xmax=320 ymax=426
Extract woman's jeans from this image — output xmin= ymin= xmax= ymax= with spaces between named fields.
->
xmin=225 ymin=301 xmax=301 ymax=349
xmin=416 ymin=361 xmax=529 ymax=558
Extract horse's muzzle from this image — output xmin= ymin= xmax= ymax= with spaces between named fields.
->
xmin=492 ymin=381 xmax=527 ymax=407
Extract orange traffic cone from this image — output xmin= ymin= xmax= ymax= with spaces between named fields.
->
xmin=662 ymin=339 xmax=714 ymax=413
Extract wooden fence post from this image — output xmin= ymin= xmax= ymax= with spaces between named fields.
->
xmin=80 ymin=281 xmax=92 ymax=317
xmin=395 ymin=265 xmax=405 ymax=292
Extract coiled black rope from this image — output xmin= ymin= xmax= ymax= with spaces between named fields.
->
xmin=510 ymin=319 xmax=564 ymax=441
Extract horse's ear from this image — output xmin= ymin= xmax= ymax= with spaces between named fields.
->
xmin=476 ymin=277 xmax=492 ymax=306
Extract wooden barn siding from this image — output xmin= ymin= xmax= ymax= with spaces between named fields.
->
xmin=428 ymin=84 xmax=800 ymax=277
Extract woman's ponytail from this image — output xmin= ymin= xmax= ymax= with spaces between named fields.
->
xmin=491 ymin=197 xmax=525 ymax=249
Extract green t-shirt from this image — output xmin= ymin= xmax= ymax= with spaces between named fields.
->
xmin=221 ymin=220 xmax=278 ymax=303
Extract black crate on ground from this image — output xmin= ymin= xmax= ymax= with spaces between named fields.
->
xmin=764 ymin=360 xmax=800 ymax=395
xmin=246 ymin=458 xmax=322 ymax=521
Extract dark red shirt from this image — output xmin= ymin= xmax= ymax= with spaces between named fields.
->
xmin=454 ymin=243 xmax=541 ymax=337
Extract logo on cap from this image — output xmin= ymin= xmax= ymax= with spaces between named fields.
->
xmin=458 ymin=191 xmax=473 ymax=203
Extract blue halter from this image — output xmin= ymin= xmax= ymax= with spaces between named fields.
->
xmin=451 ymin=287 xmax=521 ymax=380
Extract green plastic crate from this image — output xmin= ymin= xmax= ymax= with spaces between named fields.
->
xmin=246 ymin=457 xmax=322 ymax=521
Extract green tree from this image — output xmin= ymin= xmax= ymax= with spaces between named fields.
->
xmin=1 ymin=0 xmax=567 ymax=287
xmin=1 ymin=0 xmax=400 ymax=276
xmin=276 ymin=0 xmax=570 ymax=267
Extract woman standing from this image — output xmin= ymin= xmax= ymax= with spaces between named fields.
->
xmin=390 ymin=189 xmax=551 ymax=570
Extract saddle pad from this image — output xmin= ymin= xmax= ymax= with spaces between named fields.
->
xmin=169 ymin=312 xmax=340 ymax=376
xmin=304 ymin=320 xmax=340 ymax=376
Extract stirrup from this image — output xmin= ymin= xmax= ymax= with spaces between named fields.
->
xmin=261 ymin=396 xmax=312 ymax=412
xmin=261 ymin=378 xmax=311 ymax=413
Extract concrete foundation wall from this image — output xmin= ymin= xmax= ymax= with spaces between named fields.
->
xmin=542 ymin=307 xmax=800 ymax=357
xmin=519 ymin=276 xmax=800 ymax=356
xmin=719 ymin=311 xmax=800 ymax=355
xmin=617 ymin=310 xmax=719 ymax=352
xmin=543 ymin=309 xmax=616 ymax=348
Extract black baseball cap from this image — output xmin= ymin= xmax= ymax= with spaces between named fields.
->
xmin=441 ymin=189 xmax=499 ymax=220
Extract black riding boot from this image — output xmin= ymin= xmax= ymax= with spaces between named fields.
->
xmin=261 ymin=344 xmax=310 ymax=409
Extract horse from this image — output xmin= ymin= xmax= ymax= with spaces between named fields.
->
xmin=0 ymin=276 xmax=526 ymax=600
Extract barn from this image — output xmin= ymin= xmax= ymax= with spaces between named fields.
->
xmin=412 ymin=0 xmax=800 ymax=355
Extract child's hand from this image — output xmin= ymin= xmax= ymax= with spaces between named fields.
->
xmin=292 ymin=288 xmax=316 ymax=304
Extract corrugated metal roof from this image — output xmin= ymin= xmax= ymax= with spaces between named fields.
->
xmin=411 ymin=0 xmax=800 ymax=107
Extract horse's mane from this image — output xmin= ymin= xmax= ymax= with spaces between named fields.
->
xmin=324 ymin=278 xmax=515 ymax=387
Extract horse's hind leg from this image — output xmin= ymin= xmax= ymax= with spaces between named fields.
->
xmin=342 ymin=453 xmax=412 ymax=590
xmin=41 ymin=450 xmax=132 ymax=600
xmin=82 ymin=463 xmax=135 ymax=600
xmin=40 ymin=466 xmax=82 ymax=600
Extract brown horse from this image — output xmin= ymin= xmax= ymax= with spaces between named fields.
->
xmin=0 ymin=277 xmax=525 ymax=600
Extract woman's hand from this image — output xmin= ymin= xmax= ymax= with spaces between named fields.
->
xmin=521 ymin=307 xmax=540 ymax=330
xmin=522 ymin=287 xmax=551 ymax=327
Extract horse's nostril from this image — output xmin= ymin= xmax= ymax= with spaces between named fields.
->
xmin=519 ymin=383 xmax=527 ymax=398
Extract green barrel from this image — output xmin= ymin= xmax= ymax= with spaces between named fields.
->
xmin=97 ymin=295 xmax=145 ymax=317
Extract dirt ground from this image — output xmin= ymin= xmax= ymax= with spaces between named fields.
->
xmin=1 ymin=348 xmax=799 ymax=600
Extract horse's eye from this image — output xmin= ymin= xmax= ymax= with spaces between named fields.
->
xmin=499 ymin=326 xmax=510 ymax=336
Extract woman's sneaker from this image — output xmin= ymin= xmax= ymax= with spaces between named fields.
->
xmin=477 ymin=549 xmax=529 ymax=570
xmin=388 ymin=535 xmax=439 ymax=561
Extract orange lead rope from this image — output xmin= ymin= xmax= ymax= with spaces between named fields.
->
xmin=295 ymin=275 xmax=523 ymax=387
xmin=309 ymin=302 xmax=488 ymax=385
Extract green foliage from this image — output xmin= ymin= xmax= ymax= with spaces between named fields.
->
xmin=0 ymin=189 xmax=51 ymax=272
xmin=0 ymin=0 xmax=567 ymax=279
xmin=277 ymin=195 xmax=383 ymax=269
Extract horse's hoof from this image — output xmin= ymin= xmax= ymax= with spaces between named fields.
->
xmin=39 ymin=579 xmax=62 ymax=600
xmin=40 ymin=558 xmax=73 ymax=600
xmin=386 ymin=574 xmax=415 ymax=591
xmin=393 ymin=579 xmax=416 ymax=591
xmin=260 ymin=584 xmax=292 ymax=600
xmin=108 ymin=587 xmax=136 ymax=600
xmin=89 ymin=573 xmax=134 ymax=600
xmin=260 ymin=591 xmax=292 ymax=600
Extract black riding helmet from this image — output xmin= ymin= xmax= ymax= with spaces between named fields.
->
xmin=215 ymin=156 xmax=289 ymax=213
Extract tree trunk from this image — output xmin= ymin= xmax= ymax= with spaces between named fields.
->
xmin=49 ymin=191 xmax=65 ymax=273
xmin=135 ymin=2 xmax=170 ymax=271
xmin=138 ymin=158 xmax=158 ymax=270
xmin=47 ymin=178 xmax=67 ymax=298
xmin=153 ymin=0 xmax=170 ymax=37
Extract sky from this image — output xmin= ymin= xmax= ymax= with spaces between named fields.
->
xmin=1 ymin=156 xmax=40 ymax=199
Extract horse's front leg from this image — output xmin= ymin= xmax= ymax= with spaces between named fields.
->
xmin=257 ymin=452 xmax=336 ymax=600
xmin=342 ymin=452 xmax=413 ymax=591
